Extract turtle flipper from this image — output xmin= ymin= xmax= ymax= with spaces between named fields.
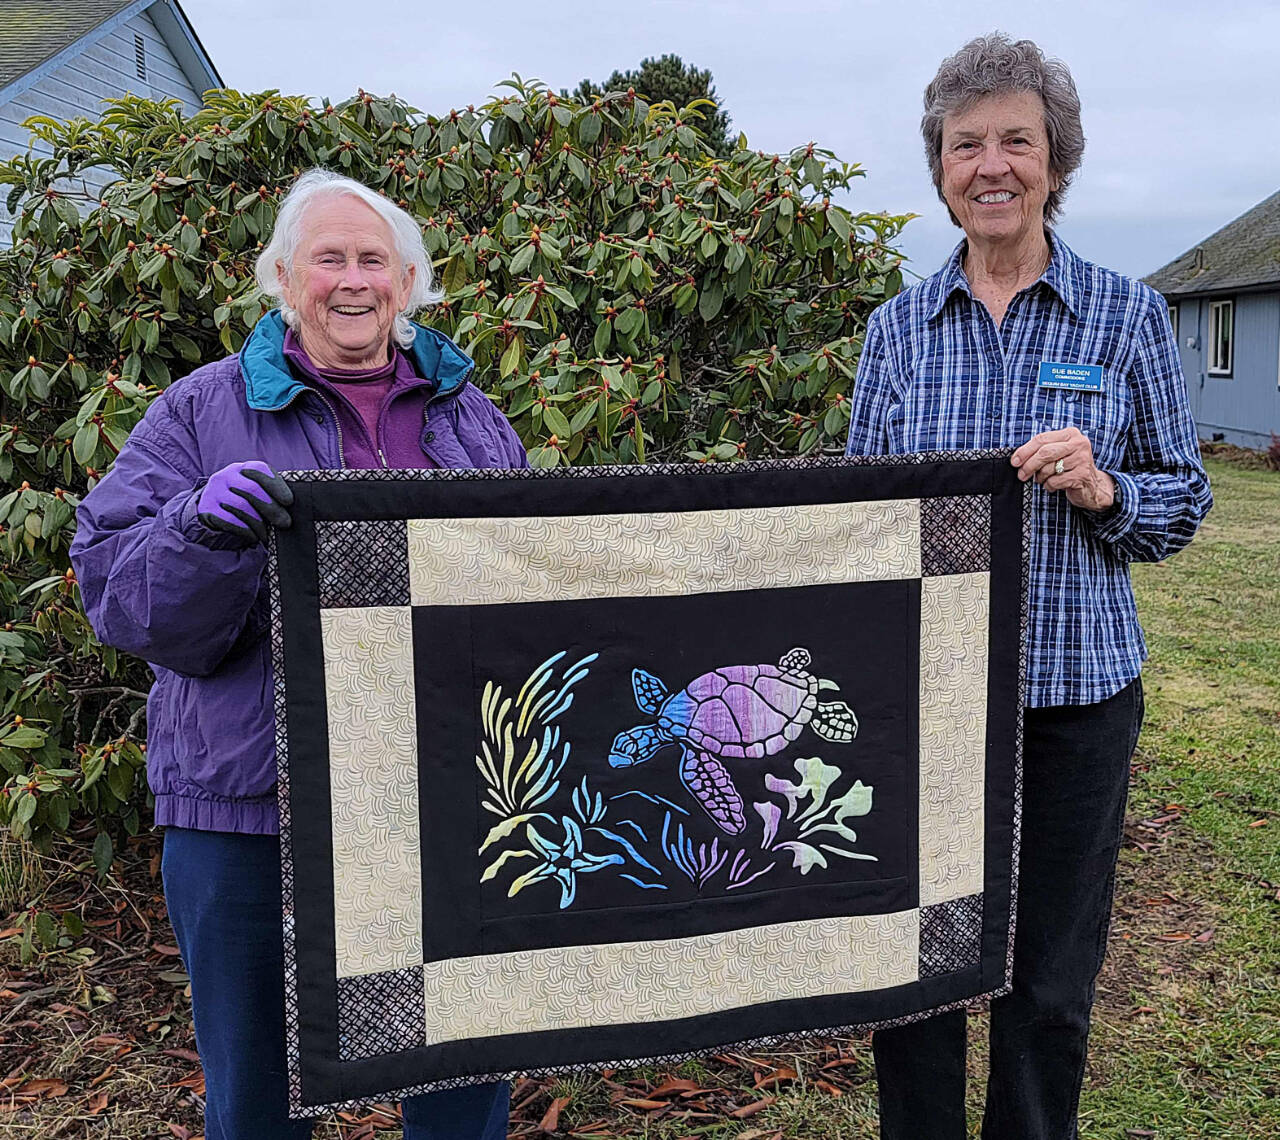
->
xmin=811 ymin=700 xmax=859 ymax=743
xmin=680 ymin=749 xmax=746 ymax=835
xmin=778 ymin=647 xmax=811 ymax=672
xmin=632 ymin=669 xmax=670 ymax=715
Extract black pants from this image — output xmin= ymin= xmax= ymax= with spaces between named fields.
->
xmin=874 ymin=677 xmax=1145 ymax=1140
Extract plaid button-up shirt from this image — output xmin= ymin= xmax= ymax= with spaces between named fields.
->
xmin=846 ymin=233 xmax=1212 ymax=707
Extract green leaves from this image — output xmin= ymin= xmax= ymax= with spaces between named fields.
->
xmin=499 ymin=336 xmax=523 ymax=378
xmin=698 ymin=280 xmax=724 ymax=322
xmin=826 ymin=206 xmax=851 ymax=245
xmin=578 ymin=112 xmax=603 ymax=147
xmin=72 ymin=423 xmax=98 ymax=465
xmin=541 ymin=403 xmax=572 ymax=439
xmin=0 ymin=723 xmax=48 ymax=750
xmin=92 ymin=831 xmax=113 ymax=878
xmin=509 ymin=244 xmax=536 ymax=276
xmin=441 ymin=254 xmax=468 ymax=294
xmin=0 ymin=78 xmax=909 ymax=857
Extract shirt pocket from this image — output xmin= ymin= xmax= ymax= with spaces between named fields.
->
xmin=1031 ymin=381 xmax=1129 ymax=470
xmin=1032 ymin=385 xmax=1103 ymax=437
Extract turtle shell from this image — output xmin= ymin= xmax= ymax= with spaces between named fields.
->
xmin=656 ymin=664 xmax=818 ymax=760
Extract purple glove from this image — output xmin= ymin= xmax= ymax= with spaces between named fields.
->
xmin=196 ymin=461 xmax=294 ymax=545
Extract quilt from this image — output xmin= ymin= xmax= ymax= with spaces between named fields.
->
xmin=268 ymin=451 xmax=1029 ymax=1115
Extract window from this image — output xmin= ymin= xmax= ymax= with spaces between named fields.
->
xmin=1208 ymin=299 xmax=1233 ymax=375
xmin=1168 ymin=302 xmax=1178 ymax=342
xmin=134 ymin=34 xmax=146 ymax=82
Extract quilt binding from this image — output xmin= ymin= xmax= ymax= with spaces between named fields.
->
xmin=267 ymin=449 xmax=1030 ymax=1116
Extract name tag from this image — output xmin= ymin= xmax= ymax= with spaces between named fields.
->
xmin=1037 ymin=361 xmax=1104 ymax=392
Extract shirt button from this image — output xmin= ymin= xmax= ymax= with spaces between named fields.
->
xmin=423 ymin=431 xmax=436 ymax=443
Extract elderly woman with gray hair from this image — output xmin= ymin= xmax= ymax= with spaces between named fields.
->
xmin=71 ymin=170 xmax=525 ymax=1139
xmin=846 ymin=33 xmax=1211 ymax=1139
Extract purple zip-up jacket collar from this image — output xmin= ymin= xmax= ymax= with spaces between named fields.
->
xmin=282 ymin=330 xmax=435 ymax=470
xmin=70 ymin=312 xmax=529 ymax=834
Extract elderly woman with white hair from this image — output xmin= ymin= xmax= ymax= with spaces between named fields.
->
xmin=846 ymin=33 xmax=1211 ymax=1139
xmin=71 ymin=169 xmax=525 ymax=1139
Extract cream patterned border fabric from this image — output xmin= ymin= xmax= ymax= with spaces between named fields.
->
xmin=407 ymin=499 xmax=920 ymax=606
xmin=918 ymin=573 xmax=990 ymax=906
xmin=422 ymin=911 xmax=919 ymax=1044
xmin=321 ymin=607 xmax=423 ymax=977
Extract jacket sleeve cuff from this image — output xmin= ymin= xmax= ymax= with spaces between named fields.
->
xmin=1087 ymin=469 xmax=1140 ymax=544
xmin=175 ymin=485 xmax=257 ymax=551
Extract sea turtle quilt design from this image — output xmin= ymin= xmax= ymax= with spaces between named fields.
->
xmin=268 ymin=453 xmax=1028 ymax=1116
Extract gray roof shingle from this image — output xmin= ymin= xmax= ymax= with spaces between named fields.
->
xmin=1145 ymin=189 xmax=1280 ymax=296
xmin=0 ymin=0 xmax=139 ymax=94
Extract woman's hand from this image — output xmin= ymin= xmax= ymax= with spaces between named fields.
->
xmin=197 ymin=461 xmax=295 ymax=544
xmin=1011 ymin=428 xmax=1116 ymax=512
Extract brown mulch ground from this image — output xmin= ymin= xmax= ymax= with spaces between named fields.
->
xmin=0 ymin=769 xmax=1225 ymax=1139
xmin=0 ymin=832 xmax=205 ymax=1138
xmin=1198 ymin=439 xmax=1279 ymax=471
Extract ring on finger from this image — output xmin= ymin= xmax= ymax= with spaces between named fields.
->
xmin=1053 ymin=458 xmax=1065 ymax=476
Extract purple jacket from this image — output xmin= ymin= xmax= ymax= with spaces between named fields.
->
xmin=70 ymin=311 xmax=528 ymax=834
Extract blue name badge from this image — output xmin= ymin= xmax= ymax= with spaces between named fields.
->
xmin=1037 ymin=361 xmax=1104 ymax=392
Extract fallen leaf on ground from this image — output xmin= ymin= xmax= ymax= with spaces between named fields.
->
xmin=729 ymin=1096 xmax=776 ymax=1118
xmin=13 ymin=1078 xmax=69 ymax=1099
xmin=539 ymin=1095 xmax=571 ymax=1132
xmin=753 ymin=1066 xmax=798 ymax=1088
xmin=168 ymin=1069 xmax=206 ymax=1096
xmin=648 ymin=1078 xmax=710 ymax=1097
xmin=87 ymin=1090 xmax=109 ymax=1114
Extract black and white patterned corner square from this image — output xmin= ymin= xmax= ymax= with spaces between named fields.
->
xmin=919 ymin=893 xmax=984 ymax=979
xmin=315 ymin=520 xmax=410 ymax=609
xmin=920 ymin=495 xmax=991 ymax=577
xmin=337 ymin=967 xmax=427 ymax=1062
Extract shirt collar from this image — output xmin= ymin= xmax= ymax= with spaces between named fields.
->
xmin=925 ymin=230 xmax=1082 ymax=321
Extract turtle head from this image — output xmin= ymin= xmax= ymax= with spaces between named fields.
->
xmin=609 ymin=724 xmax=667 ymax=767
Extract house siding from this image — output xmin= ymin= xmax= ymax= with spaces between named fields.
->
xmin=1172 ymin=290 xmax=1280 ymax=448
xmin=1 ymin=4 xmax=204 ymax=242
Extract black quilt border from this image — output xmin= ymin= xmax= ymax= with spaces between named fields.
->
xmin=269 ymin=450 xmax=1030 ymax=1116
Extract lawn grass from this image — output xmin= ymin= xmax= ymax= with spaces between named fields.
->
xmin=1071 ymin=458 xmax=1280 ymax=1139
xmin=2 ymin=457 xmax=1276 ymax=1139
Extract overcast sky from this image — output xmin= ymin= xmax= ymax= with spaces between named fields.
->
xmin=182 ymin=0 xmax=1278 ymax=282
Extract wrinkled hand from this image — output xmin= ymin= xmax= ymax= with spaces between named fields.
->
xmin=197 ymin=461 xmax=294 ymax=545
xmin=1010 ymin=428 xmax=1115 ymax=512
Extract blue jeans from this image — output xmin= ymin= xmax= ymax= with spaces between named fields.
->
xmin=874 ymin=678 xmax=1145 ymax=1140
xmin=162 ymin=828 xmax=509 ymax=1140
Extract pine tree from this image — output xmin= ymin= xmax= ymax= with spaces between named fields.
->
xmin=567 ymin=54 xmax=733 ymax=156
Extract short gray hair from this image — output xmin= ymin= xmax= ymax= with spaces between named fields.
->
xmin=254 ymin=169 xmax=442 ymax=348
xmin=921 ymin=33 xmax=1084 ymax=227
